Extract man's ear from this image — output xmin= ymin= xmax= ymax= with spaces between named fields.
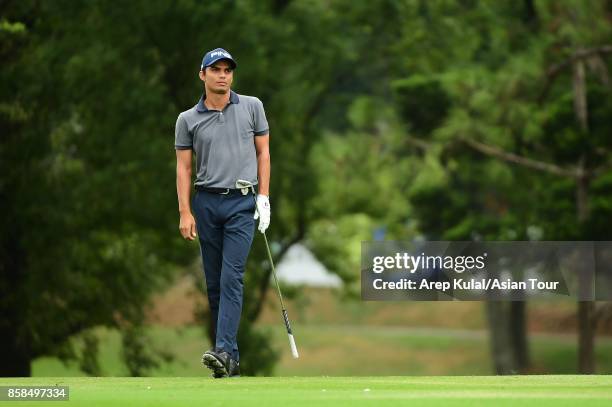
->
xmin=199 ymin=69 xmax=206 ymax=82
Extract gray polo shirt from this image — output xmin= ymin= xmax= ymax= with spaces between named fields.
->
xmin=175 ymin=90 xmax=269 ymax=188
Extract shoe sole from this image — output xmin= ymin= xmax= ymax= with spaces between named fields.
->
xmin=202 ymin=353 xmax=228 ymax=378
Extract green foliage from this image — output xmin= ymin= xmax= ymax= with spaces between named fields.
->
xmin=306 ymin=0 xmax=612 ymax=281
xmin=78 ymin=332 xmax=101 ymax=377
xmin=236 ymin=320 xmax=280 ymax=376
xmin=392 ymin=76 xmax=451 ymax=135
xmin=121 ymin=325 xmax=174 ymax=377
xmin=307 ymin=214 xmax=375 ymax=296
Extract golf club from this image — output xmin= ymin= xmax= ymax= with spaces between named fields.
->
xmin=236 ymin=180 xmax=299 ymax=359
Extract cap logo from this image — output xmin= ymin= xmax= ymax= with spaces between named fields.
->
xmin=210 ymin=50 xmax=231 ymax=59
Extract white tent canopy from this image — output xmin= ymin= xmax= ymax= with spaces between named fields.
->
xmin=275 ymin=243 xmax=342 ymax=288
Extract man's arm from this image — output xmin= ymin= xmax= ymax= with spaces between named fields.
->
xmin=254 ymin=134 xmax=270 ymax=195
xmin=176 ymin=149 xmax=197 ymax=240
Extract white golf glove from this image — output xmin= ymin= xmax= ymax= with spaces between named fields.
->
xmin=254 ymin=194 xmax=270 ymax=234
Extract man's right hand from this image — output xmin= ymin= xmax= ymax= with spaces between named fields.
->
xmin=179 ymin=212 xmax=197 ymax=241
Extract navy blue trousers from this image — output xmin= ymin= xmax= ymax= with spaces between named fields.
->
xmin=192 ymin=190 xmax=255 ymax=362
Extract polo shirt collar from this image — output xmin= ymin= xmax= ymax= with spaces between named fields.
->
xmin=196 ymin=90 xmax=240 ymax=112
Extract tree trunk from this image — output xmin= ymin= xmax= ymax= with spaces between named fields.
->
xmin=1 ymin=229 xmax=31 ymax=376
xmin=486 ymin=301 xmax=515 ymax=374
xmin=0 ymin=317 xmax=31 ymax=376
xmin=578 ymin=300 xmax=595 ymax=373
xmin=576 ymin=157 xmax=595 ymax=373
xmin=510 ymin=301 xmax=530 ymax=372
xmin=523 ymin=0 xmax=539 ymax=31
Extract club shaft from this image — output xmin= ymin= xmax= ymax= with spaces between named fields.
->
xmin=261 ymin=229 xmax=287 ymax=311
xmin=250 ymin=188 xmax=299 ymax=357
xmin=249 ymin=188 xmax=287 ymax=310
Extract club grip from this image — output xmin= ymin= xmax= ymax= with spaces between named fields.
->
xmin=288 ymin=333 xmax=299 ymax=359
xmin=282 ymin=309 xmax=299 ymax=358
xmin=282 ymin=309 xmax=293 ymax=334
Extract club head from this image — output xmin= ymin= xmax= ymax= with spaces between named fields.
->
xmin=236 ymin=179 xmax=256 ymax=195
xmin=235 ymin=179 xmax=254 ymax=189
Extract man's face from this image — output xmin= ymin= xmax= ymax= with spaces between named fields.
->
xmin=200 ymin=60 xmax=234 ymax=94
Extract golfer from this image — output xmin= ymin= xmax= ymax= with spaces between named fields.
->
xmin=175 ymin=48 xmax=271 ymax=378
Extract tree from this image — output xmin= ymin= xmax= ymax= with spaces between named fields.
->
xmin=304 ymin=0 xmax=612 ymax=375
xmin=393 ymin=1 xmax=612 ymax=374
xmin=0 ymin=0 xmax=192 ymax=375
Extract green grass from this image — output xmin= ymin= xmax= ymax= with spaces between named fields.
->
xmin=32 ymin=324 xmax=612 ymax=377
xmin=1 ymin=376 xmax=611 ymax=406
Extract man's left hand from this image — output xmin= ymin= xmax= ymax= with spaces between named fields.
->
xmin=253 ymin=194 xmax=270 ymax=233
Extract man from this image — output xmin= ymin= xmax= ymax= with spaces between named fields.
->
xmin=175 ymin=48 xmax=271 ymax=378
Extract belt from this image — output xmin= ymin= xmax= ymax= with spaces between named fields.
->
xmin=196 ymin=186 xmax=251 ymax=195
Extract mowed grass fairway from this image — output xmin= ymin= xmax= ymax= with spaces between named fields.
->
xmin=1 ymin=376 xmax=611 ymax=406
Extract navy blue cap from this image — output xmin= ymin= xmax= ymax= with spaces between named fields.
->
xmin=201 ymin=48 xmax=237 ymax=70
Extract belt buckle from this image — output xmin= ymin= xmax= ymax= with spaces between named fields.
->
xmin=240 ymin=187 xmax=249 ymax=196
xmin=220 ymin=188 xmax=230 ymax=195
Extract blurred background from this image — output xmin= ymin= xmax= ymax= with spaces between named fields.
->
xmin=2 ymin=0 xmax=612 ymax=377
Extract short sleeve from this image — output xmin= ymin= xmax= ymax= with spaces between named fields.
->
xmin=253 ymin=98 xmax=269 ymax=136
xmin=174 ymin=114 xmax=192 ymax=150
